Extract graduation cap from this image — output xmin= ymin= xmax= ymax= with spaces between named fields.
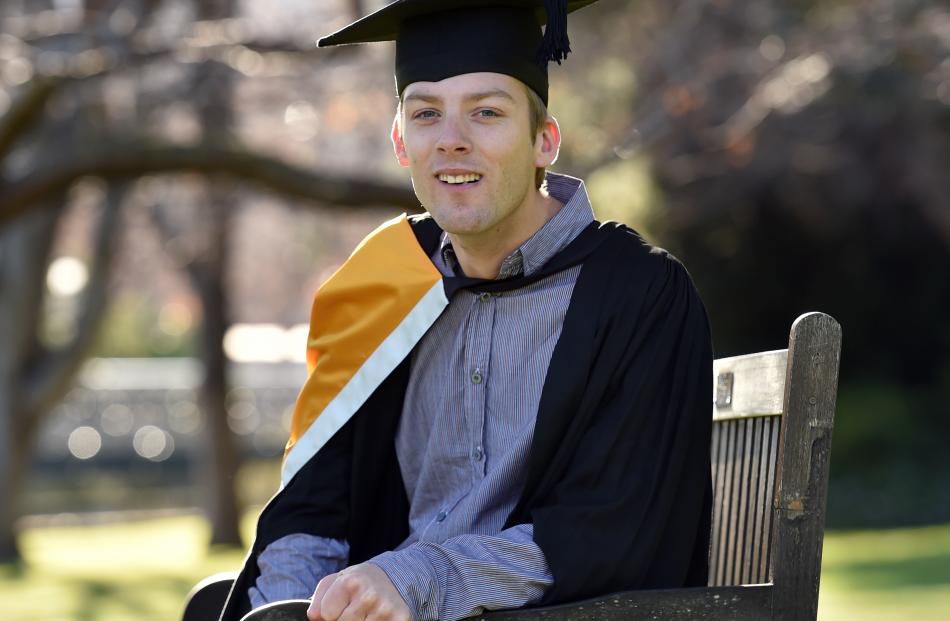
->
xmin=317 ymin=0 xmax=600 ymax=106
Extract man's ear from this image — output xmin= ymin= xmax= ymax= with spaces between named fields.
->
xmin=392 ymin=115 xmax=410 ymax=168
xmin=534 ymin=115 xmax=561 ymax=169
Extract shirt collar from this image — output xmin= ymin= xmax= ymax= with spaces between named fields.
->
xmin=436 ymin=171 xmax=595 ymax=278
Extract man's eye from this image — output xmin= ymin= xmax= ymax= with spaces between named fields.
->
xmin=413 ymin=110 xmax=438 ymax=120
xmin=477 ymin=109 xmax=500 ymax=118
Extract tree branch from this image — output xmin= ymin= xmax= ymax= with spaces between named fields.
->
xmin=12 ymin=21 xmax=355 ymax=81
xmin=13 ymin=12 xmax=323 ymax=52
xmin=0 ymin=140 xmax=420 ymax=226
xmin=21 ymin=182 xmax=126 ymax=433
xmin=0 ymin=76 xmax=65 ymax=161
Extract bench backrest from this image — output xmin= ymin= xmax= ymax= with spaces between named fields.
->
xmin=707 ymin=312 xmax=841 ymax=619
xmin=709 ymin=350 xmax=786 ymax=586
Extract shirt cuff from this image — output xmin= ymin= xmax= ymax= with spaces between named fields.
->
xmin=367 ymin=547 xmax=442 ymax=621
xmin=248 ymin=534 xmax=349 ymax=610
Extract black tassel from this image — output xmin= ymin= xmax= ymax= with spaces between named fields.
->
xmin=537 ymin=0 xmax=571 ymax=66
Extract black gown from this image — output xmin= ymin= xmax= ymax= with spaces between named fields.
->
xmin=220 ymin=216 xmax=713 ymax=621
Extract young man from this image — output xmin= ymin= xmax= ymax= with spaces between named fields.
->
xmin=219 ymin=2 xmax=713 ymax=621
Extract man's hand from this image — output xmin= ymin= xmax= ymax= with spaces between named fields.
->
xmin=308 ymin=563 xmax=413 ymax=621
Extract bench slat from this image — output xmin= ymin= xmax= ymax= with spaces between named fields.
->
xmin=712 ymin=350 xmax=788 ymax=420
xmin=708 ymin=413 xmax=725 ymax=584
xmin=764 ymin=418 xmax=778 ymax=583
xmin=742 ymin=420 xmax=758 ymax=584
xmin=709 ymin=414 xmax=781 ymax=586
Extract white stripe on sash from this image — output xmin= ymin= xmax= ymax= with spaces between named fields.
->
xmin=281 ymin=280 xmax=449 ymax=487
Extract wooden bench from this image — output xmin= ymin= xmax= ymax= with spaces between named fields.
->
xmin=184 ymin=312 xmax=841 ymax=621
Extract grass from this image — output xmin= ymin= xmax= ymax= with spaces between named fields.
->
xmin=0 ymin=516 xmax=948 ymax=620
xmin=0 ymin=513 xmax=255 ymax=621
xmin=818 ymin=524 xmax=950 ymax=620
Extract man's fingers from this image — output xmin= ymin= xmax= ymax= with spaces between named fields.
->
xmin=337 ymin=596 xmax=373 ymax=621
xmin=317 ymin=575 xmax=356 ymax=621
xmin=308 ymin=573 xmax=340 ymax=621
xmin=366 ymin=606 xmax=411 ymax=621
xmin=308 ymin=564 xmax=410 ymax=621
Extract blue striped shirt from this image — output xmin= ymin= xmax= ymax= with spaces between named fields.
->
xmin=250 ymin=172 xmax=595 ymax=620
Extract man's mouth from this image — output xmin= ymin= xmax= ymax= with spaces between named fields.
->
xmin=437 ymin=173 xmax=482 ymax=185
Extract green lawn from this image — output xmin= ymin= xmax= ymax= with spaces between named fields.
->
xmin=818 ymin=524 xmax=950 ymax=620
xmin=1 ymin=516 xmax=948 ymax=620
xmin=0 ymin=513 xmax=255 ymax=621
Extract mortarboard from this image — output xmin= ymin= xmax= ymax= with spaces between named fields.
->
xmin=317 ymin=0 xmax=600 ymax=106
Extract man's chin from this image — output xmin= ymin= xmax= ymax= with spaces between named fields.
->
xmin=429 ymin=216 xmax=493 ymax=238
xmin=424 ymin=205 xmax=489 ymax=235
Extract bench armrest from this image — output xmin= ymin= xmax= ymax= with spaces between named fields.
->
xmin=235 ymin=585 xmax=773 ymax=621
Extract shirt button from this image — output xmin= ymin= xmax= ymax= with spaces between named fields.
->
xmin=471 ymin=369 xmax=482 ymax=384
xmin=436 ymin=511 xmax=447 ymax=522
xmin=472 ymin=446 xmax=484 ymax=462
xmin=478 ymin=292 xmax=492 ymax=302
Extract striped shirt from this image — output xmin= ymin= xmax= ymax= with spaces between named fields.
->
xmin=250 ymin=172 xmax=595 ymax=621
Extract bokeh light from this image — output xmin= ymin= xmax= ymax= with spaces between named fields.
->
xmin=100 ymin=404 xmax=134 ymax=437
xmin=226 ymin=401 xmax=260 ymax=436
xmin=167 ymin=400 xmax=202 ymax=435
xmin=67 ymin=426 xmax=102 ymax=460
xmin=132 ymin=425 xmax=175 ymax=462
xmin=46 ymin=256 xmax=89 ymax=297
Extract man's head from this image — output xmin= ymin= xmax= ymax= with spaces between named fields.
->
xmin=391 ymin=72 xmax=561 ymax=239
xmin=317 ymin=0 xmax=598 ymax=239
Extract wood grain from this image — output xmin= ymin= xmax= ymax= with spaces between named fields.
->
xmin=480 ymin=585 xmax=774 ymax=620
xmin=712 ymin=350 xmax=788 ymax=421
xmin=771 ymin=313 xmax=842 ymax=621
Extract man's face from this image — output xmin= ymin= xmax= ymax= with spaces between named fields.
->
xmin=392 ymin=72 xmax=551 ymax=238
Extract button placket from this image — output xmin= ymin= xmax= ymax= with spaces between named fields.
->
xmin=461 ymin=295 xmax=481 ymax=469
xmin=467 ymin=292 xmax=494 ymax=478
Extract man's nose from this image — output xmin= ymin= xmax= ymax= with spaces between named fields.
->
xmin=435 ymin=117 xmax=471 ymax=154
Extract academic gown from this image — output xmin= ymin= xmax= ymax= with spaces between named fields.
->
xmin=220 ymin=214 xmax=713 ymax=621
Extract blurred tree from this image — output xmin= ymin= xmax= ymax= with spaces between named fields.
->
xmin=564 ymin=0 xmax=950 ymax=525
xmin=625 ymin=0 xmax=949 ymax=365
xmin=0 ymin=0 xmax=416 ymax=561
xmin=0 ymin=180 xmax=124 ymax=561
xmin=149 ymin=0 xmax=244 ymax=548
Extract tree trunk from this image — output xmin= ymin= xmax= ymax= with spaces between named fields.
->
xmin=0 ymin=353 xmax=23 ymax=562
xmin=192 ymin=0 xmax=242 ymax=547
xmin=196 ymin=242 xmax=242 ymax=546
xmin=0 ymin=204 xmax=60 ymax=563
xmin=0 ymin=424 xmax=30 ymax=562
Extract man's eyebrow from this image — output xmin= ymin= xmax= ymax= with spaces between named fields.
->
xmin=403 ymin=92 xmax=441 ymax=104
xmin=403 ymin=89 xmax=516 ymax=105
xmin=465 ymin=89 xmax=516 ymax=103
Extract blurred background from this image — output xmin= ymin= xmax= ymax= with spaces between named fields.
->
xmin=0 ymin=0 xmax=947 ymax=619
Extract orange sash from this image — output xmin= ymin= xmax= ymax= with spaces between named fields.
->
xmin=281 ymin=214 xmax=447 ymax=487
